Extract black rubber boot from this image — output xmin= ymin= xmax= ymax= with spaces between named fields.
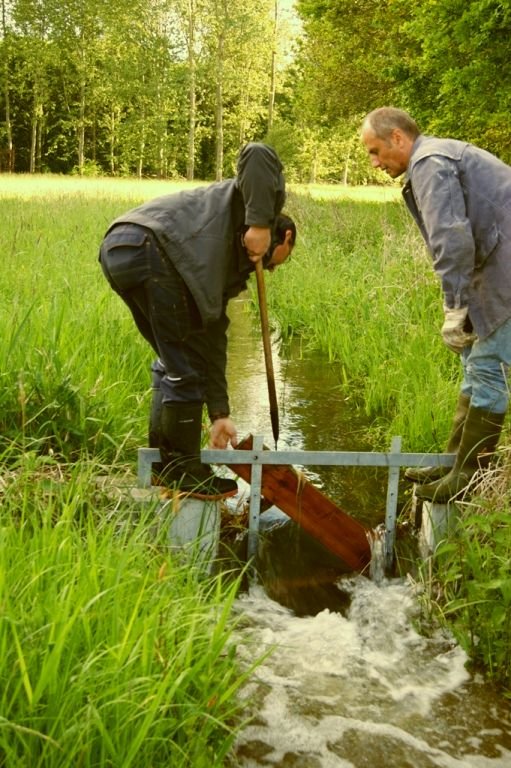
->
xmin=415 ymin=406 xmax=505 ymax=502
xmin=157 ymin=402 xmax=238 ymax=500
xmin=404 ymin=393 xmax=470 ymax=483
xmin=149 ymin=359 xmax=165 ymax=482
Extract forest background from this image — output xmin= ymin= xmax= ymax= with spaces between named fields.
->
xmin=2 ymin=0 xmax=511 ymax=182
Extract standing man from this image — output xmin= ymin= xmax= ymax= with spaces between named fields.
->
xmin=361 ymin=107 xmax=511 ymax=502
xmin=99 ymin=143 xmax=296 ymax=500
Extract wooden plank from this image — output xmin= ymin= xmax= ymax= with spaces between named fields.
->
xmin=224 ymin=435 xmax=371 ymax=573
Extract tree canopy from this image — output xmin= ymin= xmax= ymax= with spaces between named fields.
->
xmin=1 ymin=0 xmax=511 ymax=181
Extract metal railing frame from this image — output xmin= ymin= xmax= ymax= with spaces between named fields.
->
xmin=137 ymin=438 xmax=454 ymax=570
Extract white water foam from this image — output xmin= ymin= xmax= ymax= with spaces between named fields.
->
xmin=232 ymin=577 xmax=511 ymax=767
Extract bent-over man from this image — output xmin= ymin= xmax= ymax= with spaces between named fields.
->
xmin=99 ymin=143 xmax=296 ymax=500
xmin=361 ymin=107 xmax=511 ymax=502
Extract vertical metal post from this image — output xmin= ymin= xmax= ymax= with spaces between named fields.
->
xmin=138 ymin=447 xmax=160 ymax=488
xmin=247 ymin=435 xmax=264 ymax=566
xmin=385 ymin=435 xmax=402 ymax=573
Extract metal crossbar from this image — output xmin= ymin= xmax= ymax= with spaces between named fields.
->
xmin=137 ymin=440 xmax=454 ymax=567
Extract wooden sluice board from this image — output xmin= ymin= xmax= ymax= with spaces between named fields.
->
xmin=224 ymin=434 xmax=372 ymax=573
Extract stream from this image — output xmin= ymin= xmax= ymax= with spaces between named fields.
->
xmin=223 ymin=296 xmax=511 ymax=768
xmin=225 ymin=296 xmax=389 ymax=526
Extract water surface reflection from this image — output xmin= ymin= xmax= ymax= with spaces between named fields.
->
xmin=226 ymin=296 xmax=387 ymax=529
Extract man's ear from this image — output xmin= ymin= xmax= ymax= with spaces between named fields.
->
xmin=391 ymin=128 xmax=404 ymax=147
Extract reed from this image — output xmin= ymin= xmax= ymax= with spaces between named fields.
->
xmin=2 ymin=176 xmax=256 ymax=765
xmin=267 ymin=188 xmax=510 ymax=693
xmin=418 ymin=459 xmax=511 ymax=688
xmin=2 ymin=174 xmax=459 ymax=457
xmin=2 ymin=183 xmax=152 ymax=461
xmin=2 ymin=173 xmax=509 ymax=709
xmin=0 ymin=452 xmax=252 ymax=767
xmin=269 ymin=189 xmax=462 ymax=451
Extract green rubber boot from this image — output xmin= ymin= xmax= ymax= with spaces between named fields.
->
xmin=157 ymin=402 xmax=238 ymax=500
xmin=404 ymin=393 xmax=470 ymax=483
xmin=415 ymin=406 xmax=505 ymax=502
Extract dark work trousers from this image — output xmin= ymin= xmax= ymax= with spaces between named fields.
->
xmin=99 ymin=223 xmax=219 ymax=405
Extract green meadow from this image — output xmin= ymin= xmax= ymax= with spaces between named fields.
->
xmin=1 ymin=173 xmax=456 ymax=459
xmin=1 ymin=175 xmax=509 ymax=767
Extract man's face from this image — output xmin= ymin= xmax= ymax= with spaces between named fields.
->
xmin=265 ymin=230 xmax=294 ymax=272
xmin=362 ymin=127 xmax=411 ymax=178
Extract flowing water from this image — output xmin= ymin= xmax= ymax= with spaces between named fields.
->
xmin=222 ymin=297 xmax=511 ymax=768
xmin=231 ymin=580 xmax=511 ymax=768
xmin=226 ymin=296 xmax=389 ymax=528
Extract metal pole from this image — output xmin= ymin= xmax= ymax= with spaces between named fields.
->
xmin=384 ymin=435 xmax=402 ymax=572
xmin=255 ymin=260 xmax=279 ymax=449
xmin=247 ymin=435 xmax=264 ymax=570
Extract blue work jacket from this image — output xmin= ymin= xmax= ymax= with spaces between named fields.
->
xmin=402 ymin=135 xmax=511 ymax=339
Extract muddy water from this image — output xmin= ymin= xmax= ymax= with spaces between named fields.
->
xmin=231 ymin=580 xmax=511 ymax=768
xmin=226 ymin=296 xmax=388 ymax=529
xmin=224 ymin=296 xmax=511 ymax=768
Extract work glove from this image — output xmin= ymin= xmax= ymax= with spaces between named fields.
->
xmin=441 ymin=306 xmax=477 ymax=353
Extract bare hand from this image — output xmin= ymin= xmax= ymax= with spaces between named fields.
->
xmin=243 ymin=226 xmax=271 ymax=263
xmin=209 ymin=417 xmax=238 ymax=449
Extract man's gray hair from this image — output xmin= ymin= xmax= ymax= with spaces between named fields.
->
xmin=362 ymin=107 xmax=420 ymax=140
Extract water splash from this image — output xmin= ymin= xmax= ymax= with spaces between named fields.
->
xmin=367 ymin=522 xmax=387 ymax=584
xmin=231 ymin=578 xmax=511 ymax=767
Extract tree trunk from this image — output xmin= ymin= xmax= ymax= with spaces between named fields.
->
xmin=30 ymin=92 xmax=43 ymax=173
xmin=1 ymin=0 xmax=14 ymax=172
xmin=30 ymin=115 xmax=37 ymax=173
xmin=268 ymin=0 xmax=277 ymax=131
xmin=215 ymin=77 xmax=223 ymax=180
xmin=109 ymin=109 xmax=116 ymax=175
xmin=187 ymin=74 xmax=196 ymax=180
xmin=214 ymin=28 xmax=224 ymax=181
xmin=138 ymin=132 xmax=145 ymax=178
xmin=78 ymin=80 xmax=86 ymax=174
xmin=186 ymin=0 xmax=196 ymax=181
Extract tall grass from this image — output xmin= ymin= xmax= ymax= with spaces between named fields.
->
xmin=2 ymin=175 xmax=460 ymax=460
xmin=417 ymin=462 xmax=511 ymax=689
xmin=2 ymin=173 xmax=509 ymax=706
xmin=0 ymin=453 xmax=253 ymax=767
xmin=268 ymin=189 xmax=463 ymax=451
xmin=2 ymin=183 xmax=156 ymax=461
xmin=2 ymin=175 xmax=258 ymax=765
